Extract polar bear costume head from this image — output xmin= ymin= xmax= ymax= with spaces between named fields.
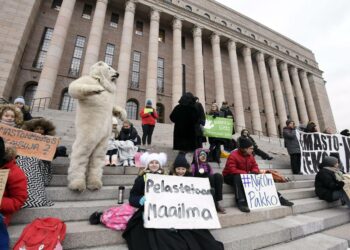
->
xmin=89 ymin=61 xmax=119 ymax=93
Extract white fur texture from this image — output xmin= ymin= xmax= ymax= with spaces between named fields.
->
xmin=67 ymin=61 xmax=122 ymax=192
xmin=141 ymin=152 xmax=167 ymax=168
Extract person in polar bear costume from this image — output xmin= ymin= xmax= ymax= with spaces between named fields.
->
xmin=68 ymin=61 xmax=126 ymax=191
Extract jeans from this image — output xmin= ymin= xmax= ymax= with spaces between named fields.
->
xmin=332 ymin=190 xmax=350 ymax=208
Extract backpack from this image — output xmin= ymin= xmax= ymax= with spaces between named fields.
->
xmin=260 ymin=169 xmax=290 ymax=183
xmin=101 ymin=203 xmax=136 ymax=230
xmin=14 ymin=217 xmax=66 ymax=250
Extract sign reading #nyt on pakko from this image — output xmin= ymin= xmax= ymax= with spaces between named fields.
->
xmin=143 ymin=174 xmax=221 ymax=229
xmin=241 ymin=174 xmax=281 ymax=210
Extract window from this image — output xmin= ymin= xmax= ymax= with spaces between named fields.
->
xmin=157 ymin=58 xmax=165 ymax=93
xmin=130 ymin=51 xmax=141 ymax=88
xmin=221 ymin=21 xmax=227 ymax=26
xmin=60 ymin=89 xmax=75 ymax=111
xmin=156 ymin=103 xmax=165 ymax=123
xmin=181 ymin=36 xmax=186 ymax=49
xmin=51 ymin=0 xmax=62 ymax=10
xmin=104 ymin=43 xmax=115 ymax=66
xmin=135 ymin=21 xmax=143 ymax=36
xmin=237 ymin=27 xmax=242 ymax=33
xmin=126 ymin=99 xmax=139 ymax=120
xmin=251 ymin=34 xmax=255 ymax=39
xmin=185 ymin=5 xmax=192 ymax=11
xmin=204 ymin=13 xmax=210 ymax=19
xmin=110 ymin=13 xmax=119 ymax=28
xmin=82 ymin=4 xmax=92 ymax=20
xmin=33 ymin=27 xmax=54 ymax=69
xmin=182 ymin=64 xmax=186 ymax=95
xmin=69 ymin=36 xmax=86 ymax=77
xmin=23 ymin=83 xmax=37 ymax=107
xmin=158 ymin=29 xmax=165 ymax=43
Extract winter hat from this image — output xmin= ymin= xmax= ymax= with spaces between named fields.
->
xmin=146 ymin=99 xmax=152 ymax=106
xmin=322 ymin=156 xmax=338 ymax=167
xmin=286 ymin=119 xmax=294 ymax=126
xmin=173 ymin=152 xmax=190 ymax=170
xmin=141 ymin=152 xmax=167 ymax=168
xmin=239 ymin=138 xmax=253 ymax=149
xmin=340 ymin=129 xmax=350 ymax=137
xmin=14 ymin=96 xmax=25 ymax=105
xmin=89 ymin=211 xmax=102 ymax=225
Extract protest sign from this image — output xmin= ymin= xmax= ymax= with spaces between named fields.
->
xmin=296 ymin=131 xmax=350 ymax=174
xmin=203 ymin=115 xmax=233 ymax=139
xmin=0 ymin=124 xmax=60 ymax=161
xmin=241 ymin=174 xmax=280 ymax=210
xmin=0 ymin=169 xmax=9 ymax=202
xmin=144 ymin=108 xmax=153 ymax=114
xmin=143 ymin=174 xmax=221 ymax=229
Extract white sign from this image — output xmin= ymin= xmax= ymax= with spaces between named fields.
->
xmin=143 ymin=174 xmax=221 ymax=229
xmin=241 ymin=174 xmax=281 ymax=210
xmin=296 ymin=131 xmax=350 ymax=174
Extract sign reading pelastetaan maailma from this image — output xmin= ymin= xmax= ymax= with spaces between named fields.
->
xmin=143 ymin=174 xmax=221 ymax=229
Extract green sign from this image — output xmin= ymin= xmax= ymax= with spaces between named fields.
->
xmin=203 ymin=115 xmax=234 ymax=139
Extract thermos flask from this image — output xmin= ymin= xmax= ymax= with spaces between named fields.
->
xmin=118 ymin=186 xmax=125 ymax=204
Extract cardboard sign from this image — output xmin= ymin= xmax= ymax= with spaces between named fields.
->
xmin=296 ymin=131 xmax=350 ymax=174
xmin=203 ymin=115 xmax=233 ymax=139
xmin=0 ymin=169 xmax=9 ymax=202
xmin=143 ymin=174 xmax=221 ymax=229
xmin=241 ymin=174 xmax=281 ymax=210
xmin=0 ymin=124 xmax=60 ymax=161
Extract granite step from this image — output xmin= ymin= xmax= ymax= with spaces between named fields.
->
xmin=323 ymin=223 xmax=350 ymax=246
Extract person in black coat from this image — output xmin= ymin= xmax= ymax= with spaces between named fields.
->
xmin=14 ymin=96 xmax=32 ymax=121
xmin=117 ymin=120 xmax=141 ymax=145
xmin=193 ymin=97 xmax=206 ymax=149
xmin=315 ymin=156 xmax=350 ymax=208
xmin=220 ymin=101 xmax=237 ymax=152
xmin=238 ymin=129 xmax=273 ymax=160
xmin=170 ymin=92 xmax=199 ymax=152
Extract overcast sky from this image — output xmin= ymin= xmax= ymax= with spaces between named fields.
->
xmin=215 ymin=0 xmax=350 ymax=131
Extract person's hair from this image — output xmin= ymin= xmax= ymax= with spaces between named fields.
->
xmin=22 ymin=118 xmax=56 ymax=136
xmin=0 ymin=104 xmax=23 ymax=125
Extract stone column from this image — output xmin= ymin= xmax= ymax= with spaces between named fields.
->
xmin=290 ymin=66 xmax=309 ymax=124
xmin=256 ymin=52 xmax=277 ymax=136
xmin=171 ymin=18 xmax=182 ymax=109
xmin=115 ymin=0 xmax=136 ymax=107
xmin=242 ymin=46 xmax=262 ymax=134
xmin=267 ymin=57 xmax=287 ymax=132
xmin=144 ymin=9 xmax=160 ymax=106
xmin=227 ymin=40 xmax=245 ymax=133
xmin=35 ymin=0 xmax=77 ymax=101
xmin=81 ymin=0 xmax=108 ymax=75
xmin=193 ymin=26 xmax=205 ymax=107
xmin=211 ymin=33 xmax=225 ymax=106
xmin=299 ymin=70 xmax=318 ymax=124
xmin=279 ymin=62 xmax=299 ymax=124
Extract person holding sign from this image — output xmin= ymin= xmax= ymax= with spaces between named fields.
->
xmin=140 ymin=99 xmax=158 ymax=147
xmin=207 ymin=103 xmax=225 ymax=163
xmin=315 ymin=156 xmax=350 ymax=208
xmin=223 ymin=138 xmax=293 ymax=213
xmin=170 ymin=152 xmax=192 ymax=177
xmin=0 ymin=104 xmax=23 ymax=128
xmin=283 ymin=120 xmax=302 ymax=174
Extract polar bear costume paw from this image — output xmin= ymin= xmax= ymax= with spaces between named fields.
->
xmin=68 ymin=178 xmax=86 ymax=192
xmin=87 ymin=177 xmax=103 ymax=191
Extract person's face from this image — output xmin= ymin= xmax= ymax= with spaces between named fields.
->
xmin=199 ymin=152 xmax=207 ymax=162
xmin=148 ymin=160 xmax=160 ymax=173
xmin=123 ymin=123 xmax=131 ymax=130
xmin=242 ymin=146 xmax=254 ymax=156
xmin=34 ymin=126 xmax=45 ymax=135
xmin=175 ymin=167 xmax=187 ymax=176
xmin=15 ymin=102 xmax=24 ymax=109
xmin=211 ymin=105 xmax=218 ymax=111
xmin=288 ymin=122 xmax=295 ymax=129
xmin=242 ymin=130 xmax=249 ymax=136
xmin=1 ymin=110 xmax=15 ymax=123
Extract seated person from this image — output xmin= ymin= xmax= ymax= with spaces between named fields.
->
xmin=116 ymin=120 xmax=140 ymax=167
xmin=169 ymin=152 xmax=192 ymax=177
xmin=105 ymin=117 xmax=119 ymax=166
xmin=315 ymin=156 xmax=350 ymax=208
xmin=238 ymin=129 xmax=273 ymax=160
xmin=223 ymin=138 xmax=293 ymax=213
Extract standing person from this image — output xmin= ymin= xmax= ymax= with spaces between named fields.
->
xmin=304 ymin=121 xmax=317 ymax=133
xmin=220 ymin=101 xmax=236 ymax=152
xmin=315 ymin=156 xmax=350 ymax=208
xmin=14 ymin=96 xmax=32 ymax=121
xmin=191 ymin=148 xmax=226 ymax=213
xmin=238 ymin=129 xmax=273 ymax=160
xmin=170 ymin=92 xmax=199 ymax=152
xmin=207 ymin=103 xmax=224 ymax=163
xmin=283 ymin=120 xmax=302 ymax=174
xmin=223 ymin=138 xmax=293 ymax=213
xmin=194 ymin=97 xmax=206 ymax=149
xmin=140 ymin=99 xmax=158 ymax=146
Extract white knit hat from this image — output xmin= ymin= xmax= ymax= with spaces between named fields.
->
xmin=14 ymin=96 xmax=25 ymax=105
xmin=141 ymin=152 xmax=167 ymax=168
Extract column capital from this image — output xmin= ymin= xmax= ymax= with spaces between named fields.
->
xmin=172 ymin=18 xmax=182 ymax=30
xmin=242 ymin=46 xmax=251 ymax=57
xmin=299 ymin=69 xmax=307 ymax=79
xmin=255 ymin=51 xmax=265 ymax=62
xmin=125 ymin=1 xmax=136 ymax=14
xmin=150 ymin=9 xmax=160 ymax=22
xmin=289 ymin=65 xmax=298 ymax=74
xmin=227 ymin=39 xmax=237 ymax=50
xmin=192 ymin=26 xmax=202 ymax=38
xmin=279 ymin=61 xmax=288 ymax=71
xmin=211 ymin=33 xmax=220 ymax=45
xmin=267 ymin=56 xmax=276 ymax=67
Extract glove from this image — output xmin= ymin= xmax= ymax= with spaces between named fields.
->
xmin=338 ymin=181 xmax=345 ymax=188
xmin=139 ymin=196 xmax=146 ymax=206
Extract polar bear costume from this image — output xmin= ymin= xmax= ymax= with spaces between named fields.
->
xmin=68 ymin=61 xmax=125 ymax=191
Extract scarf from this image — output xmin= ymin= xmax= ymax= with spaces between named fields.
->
xmin=0 ymin=120 xmax=16 ymax=127
xmin=324 ymin=167 xmax=343 ymax=182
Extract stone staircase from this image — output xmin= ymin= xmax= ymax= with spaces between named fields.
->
xmin=7 ymin=109 xmax=350 ymax=249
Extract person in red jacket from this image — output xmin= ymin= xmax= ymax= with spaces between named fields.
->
xmin=223 ymin=138 xmax=293 ymax=213
xmin=0 ymin=137 xmax=28 ymax=226
xmin=139 ymin=99 xmax=158 ymax=146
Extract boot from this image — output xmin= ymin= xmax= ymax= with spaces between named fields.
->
xmin=279 ymin=196 xmax=294 ymax=206
xmin=123 ymin=160 xmax=129 ymax=167
xmin=215 ymin=201 xmax=226 ymax=214
xmin=237 ymin=200 xmax=250 ymax=213
xmin=111 ymin=155 xmax=118 ymax=167
xmin=104 ymin=155 xmax=110 ymax=166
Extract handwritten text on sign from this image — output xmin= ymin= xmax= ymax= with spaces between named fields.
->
xmin=143 ymin=174 xmax=221 ymax=229
xmin=0 ymin=169 xmax=9 ymax=202
xmin=241 ymin=174 xmax=280 ymax=210
xmin=0 ymin=124 xmax=60 ymax=161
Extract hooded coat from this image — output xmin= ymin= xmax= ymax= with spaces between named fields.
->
xmin=191 ymin=148 xmax=213 ymax=177
xmin=315 ymin=165 xmax=344 ymax=202
xmin=118 ymin=125 xmax=141 ymax=145
xmin=22 ymin=118 xmax=56 ymax=136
